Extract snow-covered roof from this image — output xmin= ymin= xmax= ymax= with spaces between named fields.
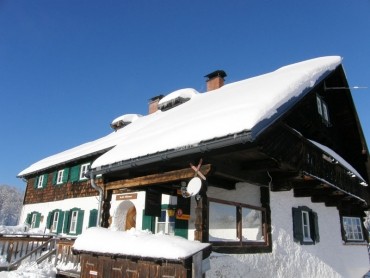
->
xmin=73 ymin=227 xmax=210 ymax=260
xmin=91 ymin=56 xmax=342 ymax=169
xmin=309 ymin=140 xmax=367 ymax=184
xmin=18 ymin=56 xmax=342 ymax=177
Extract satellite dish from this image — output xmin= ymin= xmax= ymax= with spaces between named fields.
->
xmin=186 ymin=177 xmax=202 ymax=196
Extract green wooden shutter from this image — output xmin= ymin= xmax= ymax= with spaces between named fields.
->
xmin=88 ymin=209 xmax=98 ymax=228
xmin=292 ymin=207 xmax=303 ymax=243
xmin=42 ymin=174 xmax=48 ymax=188
xmin=142 ymin=210 xmax=154 ymax=232
xmin=46 ymin=212 xmax=52 ymax=229
xmin=311 ymin=211 xmax=320 ymax=243
xmin=57 ymin=211 xmax=65 ymax=234
xmin=26 ymin=213 xmax=31 ymax=224
xmin=70 ymin=165 xmax=80 ymax=182
xmin=35 ymin=213 xmax=41 ymax=228
xmin=76 ymin=210 xmax=85 ymax=235
xmin=52 ymin=172 xmax=58 ymax=185
xmin=33 ymin=177 xmax=39 ymax=189
xmin=62 ymin=168 xmax=70 ymax=183
xmin=63 ymin=211 xmax=71 ymax=234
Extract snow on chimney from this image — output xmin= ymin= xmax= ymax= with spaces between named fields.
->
xmin=205 ymin=70 xmax=227 ymax=91
xmin=148 ymin=95 xmax=164 ymax=114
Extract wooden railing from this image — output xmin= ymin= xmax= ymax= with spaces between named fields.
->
xmin=0 ymin=234 xmax=54 ymax=270
xmin=0 ymin=234 xmax=81 ymax=276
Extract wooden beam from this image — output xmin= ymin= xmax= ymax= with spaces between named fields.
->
xmin=105 ymin=164 xmax=212 ymax=191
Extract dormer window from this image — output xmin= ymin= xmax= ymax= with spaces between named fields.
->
xmin=316 ymin=95 xmax=330 ymax=126
xmin=158 ymin=88 xmax=198 ymax=111
xmin=111 ymin=114 xmax=142 ymax=131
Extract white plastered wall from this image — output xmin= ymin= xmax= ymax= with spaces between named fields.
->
xmin=20 ymin=196 xmax=100 ymax=234
xmin=205 ymin=185 xmax=370 ymax=278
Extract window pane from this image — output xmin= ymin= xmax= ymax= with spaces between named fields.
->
xmin=241 ymin=208 xmax=263 ymax=241
xmin=209 ymin=202 xmax=237 ymax=241
xmin=343 ymin=216 xmax=364 ymax=241
xmin=302 ymin=211 xmax=311 ymax=241
xmin=157 ymin=223 xmax=166 ymax=234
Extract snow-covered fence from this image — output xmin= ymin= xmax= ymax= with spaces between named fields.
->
xmin=0 ymin=234 xmax=80 ymax=276
xmin=0 ymin=234 xmax=54 ymax=270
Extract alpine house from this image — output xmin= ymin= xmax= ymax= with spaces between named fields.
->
xmin=18 ymin=56 xmax=370 ymax=277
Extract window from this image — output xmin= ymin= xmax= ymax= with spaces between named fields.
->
xmin=34 ymin=174 xmax=48 ymax=189
xmin=31 ymin=214 xmax=37 ymax=228
xmin=37 ymin=175 xmax=44 ymax=188
xmin=63 ymin=208 xmax=85 ymax=235
xmin=155 ymin=209 xmax=175 ymax=235
xmin=69 ymin=211 xmax=78 ymax=233
xmin=302 ymin=211 xmax=312 ymax=242
xmin=343 ymin=216 xmax=364 ymax=241
xmin=208 ymin=198 xmax=266 ymax=246
xmin=79 ymin=163 xmax=90 ymax=180
xmin=51 ymin=211 xmax=59 ymax=233
xmin=316 ymin=95 xmax=330 ymax=126
xmin=26 ymin=212 xmax=41 ymax=228
xmin=56 ymin=170 xmax=64 ymax=184
xmin=292 ymin=206 xmax=319 ymax=245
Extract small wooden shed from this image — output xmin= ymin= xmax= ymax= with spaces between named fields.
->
xmin=75 ymin=249 xmax=211 ymax=278
xmin=72 ymin=227 xmax=211 ymax=278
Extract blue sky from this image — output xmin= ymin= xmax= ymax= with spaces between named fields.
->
xmin=1 ymin=0 xmax=369 ymax=190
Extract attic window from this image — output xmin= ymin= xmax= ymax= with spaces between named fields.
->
xmin=111 ymin=114 xmax=142 ymax=131
xmin=316 ymin=95 xmax=330 ymax=126
xmin=158 ymin=88 xmax=198 ymax=111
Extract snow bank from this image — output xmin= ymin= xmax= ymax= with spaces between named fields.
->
xmin=73 ymin=227 xmax=210 ymax=260
xmin=0 ymin=225 xmax=49 ymax=235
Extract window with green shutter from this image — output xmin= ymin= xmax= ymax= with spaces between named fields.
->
xmin=47 ymin=209 xmax=64 ymax=234
xmin=64 ymin=208 xmax=85 ymax=235
xmin=292 ymin=206 xmax=319 ymax=245
xmin=34 ymin=174 xmax=48 ymax=189
xmin=25 ymin=211 xmax=42 ymax=228
xmin=53 ymin=168 xmax=70 ymax=185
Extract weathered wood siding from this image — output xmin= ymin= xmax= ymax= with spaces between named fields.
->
xmin=23 ymin=175 xmax=101 ymax=205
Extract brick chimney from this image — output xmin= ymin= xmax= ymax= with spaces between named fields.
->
xmin=148 ymin=95 xmax=164 ymax=114
xmin=205 ymin=70 xmax=227 ymax=91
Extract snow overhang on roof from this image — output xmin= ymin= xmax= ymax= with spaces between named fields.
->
xmin=309 ymin=140 xmax=367 ymax=185
xmin=18 ymin=56 xmax=342 ymax=178
xmin=91 ymin=56 xmax=342 ymax=172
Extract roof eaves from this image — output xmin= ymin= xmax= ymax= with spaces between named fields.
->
xmin=91 ymin=130 xmax=253 ymax=176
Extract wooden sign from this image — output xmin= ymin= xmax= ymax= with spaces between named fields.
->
xmin=116 ymin=193 xmax=137 ymax=201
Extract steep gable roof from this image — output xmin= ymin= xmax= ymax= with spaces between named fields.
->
xmin=91 ymin=56 xmax=341 ymax=170
xmin=18 ymin=56 xmax=342 ymax=177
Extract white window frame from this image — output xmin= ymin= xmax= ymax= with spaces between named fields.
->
xmin=302 ymin=211 xmax=312 ymax=242
xmin=31 ymin=213 xmax=37 ymax=228
xmin=316 ymin=95 xmax=330 ymax=125
xmin=155 ymin=209 xmax=175 ymax=235
xmin=51 ymin=212 xmax=59 ymax=233
xmin=69 ymin=211 xmax=78 ymax=233
xmin=208 ymin=198 xmax=266 ymax=244
xmin=343 ymin=216 xmax=364 ymax=241
xmin=79 ymin=163 xmax=90 ymax=180
xmin=37 ymin=175 xmax=44 ymax=188
xmin=56 ymin=170 xmax=64 ymax=184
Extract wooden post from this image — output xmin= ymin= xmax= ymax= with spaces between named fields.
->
xmin=194 ymin=183 xmax=208 ymax=242
xmin=101 ymin=190 xmax=112 ymax=228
